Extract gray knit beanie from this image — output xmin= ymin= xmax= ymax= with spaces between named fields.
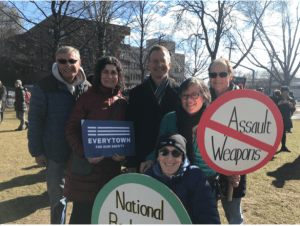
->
xmin=15 ymin=80 xmax=22 ymax=86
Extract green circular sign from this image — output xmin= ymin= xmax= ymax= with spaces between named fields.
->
xmin=92 ymin=173 xmax=192 ymax=224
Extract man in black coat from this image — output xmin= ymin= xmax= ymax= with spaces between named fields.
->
xmin=14 ymin=80 xmax=28 ymax=130
xmin=126 ymin=45 xmax=180 ymax=172
xmin=0 ymin=80 xmax=7 ymax=123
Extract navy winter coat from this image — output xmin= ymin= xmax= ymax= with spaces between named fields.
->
xmin=145 ymin=158 xmax=220 ymax=224
xmin=28 ymin=74 xmax=90 ymax=163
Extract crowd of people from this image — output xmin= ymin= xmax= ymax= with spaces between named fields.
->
xmin=0 ymin=79 xmax=29 ymax=130
xmin=0 ymin=44 xmax=296 ymax=224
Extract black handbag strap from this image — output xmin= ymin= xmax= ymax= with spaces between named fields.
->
xmin=110 ymin=100 xmax=121 ymax=120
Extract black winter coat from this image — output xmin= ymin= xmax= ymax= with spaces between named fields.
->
xmin=14 ymin=86 xmax=27 ymax=112
xmin=0 ymin=84 xmax=6 ymax=101
xmin=126 ymin=77 xmax=180 ymax=169
xmin=276 ymin=95 xmax=295 ymax=130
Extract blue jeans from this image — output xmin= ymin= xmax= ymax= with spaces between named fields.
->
xmin=46 ymin=159 xmax=68 ymax=224
xmin=221 ymin=197 xmax=243 ymax=224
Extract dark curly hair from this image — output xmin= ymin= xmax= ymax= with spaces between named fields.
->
xmin=93 ymin=56 xmax=125 ymax=91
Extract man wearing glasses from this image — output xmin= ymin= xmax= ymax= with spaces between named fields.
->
xmin=28 ymin=46 xmax=90 ymax=224
xmin=125 ymin=45 xmax=180 ymax=173
xmin=208 ymin=58 xmax=246 ymax=225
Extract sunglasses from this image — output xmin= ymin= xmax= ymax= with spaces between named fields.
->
xmin=209 ymin=72 xmax=228 ymax=78
xmin=57 ymin=59 xmax=78 ymax=64
xmin=159 ymin=149 xmax=182 ymax=158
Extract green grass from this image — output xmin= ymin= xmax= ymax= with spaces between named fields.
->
xmin=0 ymin=108 xmax=299 ymax=224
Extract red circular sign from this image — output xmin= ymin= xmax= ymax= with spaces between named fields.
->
xmin=197 ymin=89 xmax=283 ymax=175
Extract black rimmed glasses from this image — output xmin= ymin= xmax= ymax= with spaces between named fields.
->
xmin=159 ymin=148 xmax=182 ymax=158
xmin=57 ymin=59 xmax=78 ymax=64
xmin=209 ymin=72 xmax=228 ymax=78
xmin=180 ymin=93 xmax=201 ymax=101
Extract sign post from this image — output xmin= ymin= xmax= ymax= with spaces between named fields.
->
xmin=197 ymin=90 xmax=283 ymax=199
xmin=91 ymin=174 xmax=192 ymax=224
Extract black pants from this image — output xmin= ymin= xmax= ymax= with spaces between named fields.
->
xmin=281 ymin=129 xmax=287 ymax=148
xmin=0 ymin=102 xmax=4 ymax=121
xmin=69 ymin=201 xmax=94 ymax=224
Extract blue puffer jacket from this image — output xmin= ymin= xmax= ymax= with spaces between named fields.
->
xmin=28 ymin=74 xmax=90 ymax=163
xmin=145 ymin=158 xmax=220 ymax=224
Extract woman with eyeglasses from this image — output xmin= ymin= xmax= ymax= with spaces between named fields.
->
xmin=63 ymin=56 xmax=127 ymax=224
xmin=140 ymin=77 xmax=218 ymax=184
xmin=145 ymin=132 xmax=220 ymax=224
xmin=208 ymin=58 xmax=245 ymax=225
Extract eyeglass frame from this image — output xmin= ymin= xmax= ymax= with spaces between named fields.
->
xmin=180 ymin=92 xmax=202 ymax=101
xmin=208 ymin=72 xmax=229 ymax=78
xmin=159 ymin=148 xmax=183 ymax=158
xmin=57 ymin=59 xmax=78 ymax=65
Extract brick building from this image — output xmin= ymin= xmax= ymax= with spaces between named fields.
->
xmin=1 ymin=17 xmax=185 ymax=89
xmin=1 ymin=15 xmax=130 ymax=86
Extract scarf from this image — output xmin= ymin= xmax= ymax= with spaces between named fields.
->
xmin=176 ymin=104 xmax=207 ymax=165
xmin=52 ymin=63 xmax=86 ymax=93
xmin=149 ymin=76 xmax=169 ymax=106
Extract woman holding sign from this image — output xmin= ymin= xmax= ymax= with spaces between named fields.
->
xmin=140 ymin=78 xmax=218 ymax=181
xmin=208 ymin=58 xmax=245 ymax=224
xmin=145 ymin=132 xmax=221 ymax=224
xmin=64 ymin=56 xmax=127 ymax=224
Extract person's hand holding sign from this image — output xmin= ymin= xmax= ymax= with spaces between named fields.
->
xmin=140 ymin=160 xmax=155 ymax=173
xmin=197 ymin=89 xmax=283 ymax=202
xmin=228 ymin=174 xmax=241 ymax=187
xmin=112 ymin=154 xmax=126 ymax=162
xmin=87 ymin=156 xmax=105 ymax=164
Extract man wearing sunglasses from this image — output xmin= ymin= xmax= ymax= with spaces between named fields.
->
xmin=145 ymin=132 xmax=221 ymax=224
xmin=208 ymin=58 xmax=246 ymax=225
xmin=28 ymin=46 xmax=90 ymax=224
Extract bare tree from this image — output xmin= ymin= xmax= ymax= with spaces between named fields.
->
xmin=246 ymin=1 xmax=300 ymax=86
xmin=0 ymin=2 xmax=23 ymax=60
xmin=173 ymin=0 xmax=270 ymax=71
xmin=177 ymin=20 xmax=210 ymax=78
xmin=0 ymin=1 xmax=94 ymax=84
xmin=128 ymin=1 xmax=165 ymax=82
xmin=0 ymin=2 xmax=26 ymax=84
xmin=0 ymin=2 xmax=23 ymax=36
xmin=5 ymin=1 xmax=89 ymax=60
xmin=82 ymin=1 xmax=132 ymax=60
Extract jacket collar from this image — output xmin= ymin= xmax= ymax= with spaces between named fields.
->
xmin=210 ymin=82 xmax=239 ymax=102
xmin=52 ymin=62 xmax=86 ymax=93
xmin=152 ymin=157 xmax=190 ymax=183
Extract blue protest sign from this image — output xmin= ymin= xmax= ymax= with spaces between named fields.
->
xmin=81 ymin=120 xmax=135 ymax=158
